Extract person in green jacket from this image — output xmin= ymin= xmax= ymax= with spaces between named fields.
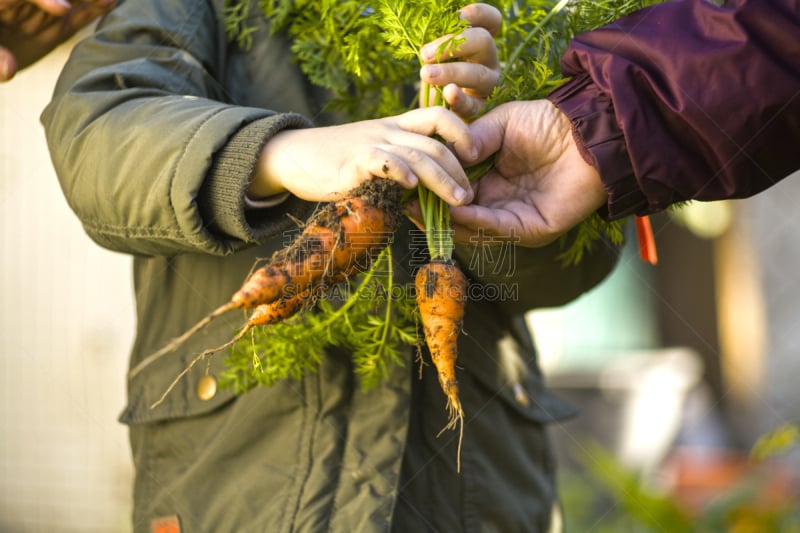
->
xmin=42 ymin=2 xmax=618 ymax=531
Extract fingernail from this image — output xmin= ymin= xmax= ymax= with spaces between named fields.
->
xmin=453 ymin=188 xmax=467 ymax=204
xmin=421 ymin=46 xmax=435 ymax=61
xmin=54 ymin=0 xmax=71 ymax=10
xmin=425 ymin=65 xmax=440 ymax=78
xmin=407 ymin=173 xmax=419 ymax=187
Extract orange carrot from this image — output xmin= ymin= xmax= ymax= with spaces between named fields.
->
xmin=234 ymin=195 xmax=397 ymax=307
xmin=414 ymin=258 xmax=468 ymax=468
xmin=129 ymin=179 xmax=402 ymax=379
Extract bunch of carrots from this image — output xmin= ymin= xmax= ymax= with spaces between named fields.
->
xmin=134 ymin=0 xmax=659 ymax=471
xmin=134 ymin=4 xmax=473 ymax=444
xmin=130 ymin=179 xmax=404 ymax=381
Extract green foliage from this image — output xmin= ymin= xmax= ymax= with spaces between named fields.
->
xmin=558 ymin=213 xmax=625 ymax=267
xmin=751 ymin=421 xmax=800 ymax=461
xmin=219 ymin=0 xmax=665 ymax=389
xmin=220 ymin=247 xmax=420 ymax=393
xmin=574 ymin=442 xmax=694 ymax=531
xmin=563 ymin=0 xmax=662 ymax=36
xmin=222 ymin=0 xmax=255 ymax=50
xmin=562 ymin=439 xmax=800 ymax=533
xmin=377 ymin=0 xmax=468 ymax=62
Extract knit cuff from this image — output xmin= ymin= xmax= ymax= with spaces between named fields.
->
xmin=547 ymin=74 xmax=648 ymax=219
xmin=199 ymin=114 xmax=315 ymax=243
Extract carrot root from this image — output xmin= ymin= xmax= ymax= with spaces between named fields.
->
xmin=415 ymin=259 xmax=468 ymax=471
xmin=132 ymin=179 xmax=402 ymax=381
xmin=128 ymin=301 xmax=239 ymax=379
xmin=150 ymin=289 xmax=312 ymax=409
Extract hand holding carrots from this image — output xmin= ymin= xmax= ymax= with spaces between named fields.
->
xmin=249 ymin=106 xmax=476 ymax=206
xmin=450 ymin=100 xmax=609 ymax=247
xmin=419 ymin=3 xmax=501 ymax=120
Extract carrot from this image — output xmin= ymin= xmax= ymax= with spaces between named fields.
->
xmin=415 ymin=258 xmax=468 ymax=468
xmin=150 ymin=288 xmax=312 ymax=408
xmin=129 ymin=179 xmax=402 ymax=379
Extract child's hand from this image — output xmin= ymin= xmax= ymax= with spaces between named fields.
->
xmin=419 ymin=3 xmax=501 ymax=120
xmin=249 ymin=107 xmax=476 ymax=205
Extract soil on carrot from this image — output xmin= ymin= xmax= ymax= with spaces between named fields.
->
xmin=414 ymin=257 xmax=468 ymax=469
xmin=131 ymin=178 xmax=404 ymax=381
xmin=273 ymin=178 xmax=402 ymax=268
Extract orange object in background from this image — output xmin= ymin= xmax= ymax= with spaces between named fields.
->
xmin=635 ymin=215 xmax=658 ymax=265
xmin=660 ymin=447 xmax=798 ymax=521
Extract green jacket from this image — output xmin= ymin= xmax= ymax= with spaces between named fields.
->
xmin=42 ymin=1 xmax=618 ymax=531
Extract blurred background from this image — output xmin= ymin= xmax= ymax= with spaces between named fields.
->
xmin=1 ymin=32 xmax=799 ymax=533
xmin=1 ymin=38 xmax=135 ymax=531
xmin=529 ymin=184 xmax=800 ymax=528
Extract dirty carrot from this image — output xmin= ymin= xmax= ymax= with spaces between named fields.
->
xmin=129 ymin=179 xmax=402 ymax=379
xmin=415 ymin=258 xmax=468 ymax=469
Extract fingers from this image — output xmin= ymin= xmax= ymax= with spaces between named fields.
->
xmin=419 ymin=15 xmax=501 ymax=120
xmin=440 ymin=84 xmax=484 ymax=121
xmin=26 ymin=0 xmax=71 ymax=16
xmin=422 ymin=26 xmax=500 ymax=71
xmin=349 ymin=143 xmax=468 ymax=207
xmin=459 ymin=3 xmax=502 ymax=36
xmin=403 ymin=201 xmax=425 ymax=231
xmin=395 ymin=106 xmax=477 ymax=164
xmin=420 ymin=59 xmax=499 ymax=98
xmin=378 ymin=107 xmax=479 ymax=205
xmin=0 ymin=45 xmax=16 ymax=81
xmin=464 ymin=103 xmax=509 ymax=164
xmin=376 ymin=140 xmax=471 ymax=205
xmin=449 ymin=204 xmax=554 ymax=248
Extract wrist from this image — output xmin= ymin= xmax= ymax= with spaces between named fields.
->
xmin=248 ymin=129 xmax=299 ymax=200
xmin=247 ymin=130 xmax=287 ymax=201
xmin=548 ymin=73 xmax=646 ymax=219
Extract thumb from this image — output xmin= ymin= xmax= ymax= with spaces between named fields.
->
xmin=0 ymin=46 xmax=17 ymax=82
xmin=467 ymin=103 xmax=509 ymax=164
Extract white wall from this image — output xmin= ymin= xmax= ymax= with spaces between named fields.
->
xmin=0 ymin=42 xmax=135 ymax=532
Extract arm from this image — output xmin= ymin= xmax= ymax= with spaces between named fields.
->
xmin=41 ymin=0 xmax=474 ymax=257
xmin=551 ymin=0 xmax=800 ymax=218
xmin=41 ymin=0 xmax=308 ymax=256
xmin=451 ymin=0 xmax=800 ymax=246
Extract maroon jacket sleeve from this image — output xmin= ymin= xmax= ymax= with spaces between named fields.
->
xmin=548 ymin=0 xmax=800 ymax=219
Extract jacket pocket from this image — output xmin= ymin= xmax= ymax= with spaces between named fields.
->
xmin=119 ymin=322 xmax=238 ymax=426
xmin=460 ymin=331 xmax=578 ymax=425
xmin=457 ymin=332 xmax=573 ymax=532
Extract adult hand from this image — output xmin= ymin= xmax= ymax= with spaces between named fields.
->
xmin=419 ymin=3 xmax=501 ymax=120
xmin=0 ymin=0 xmax=115 ymax=82
xmin=448 ymin=100 xmax=608 ymax=247
xmin=250 ymin=106 xmax=476 ymax=206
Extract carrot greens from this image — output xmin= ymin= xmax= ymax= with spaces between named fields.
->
xmin=209 ymin=0 xmax=663 ymax=393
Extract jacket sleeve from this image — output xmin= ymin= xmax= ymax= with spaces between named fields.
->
xmin=40 ymin=0 xmax=313 ymax=257
xmin=548 ymin=0 xmax=800 ymax=219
